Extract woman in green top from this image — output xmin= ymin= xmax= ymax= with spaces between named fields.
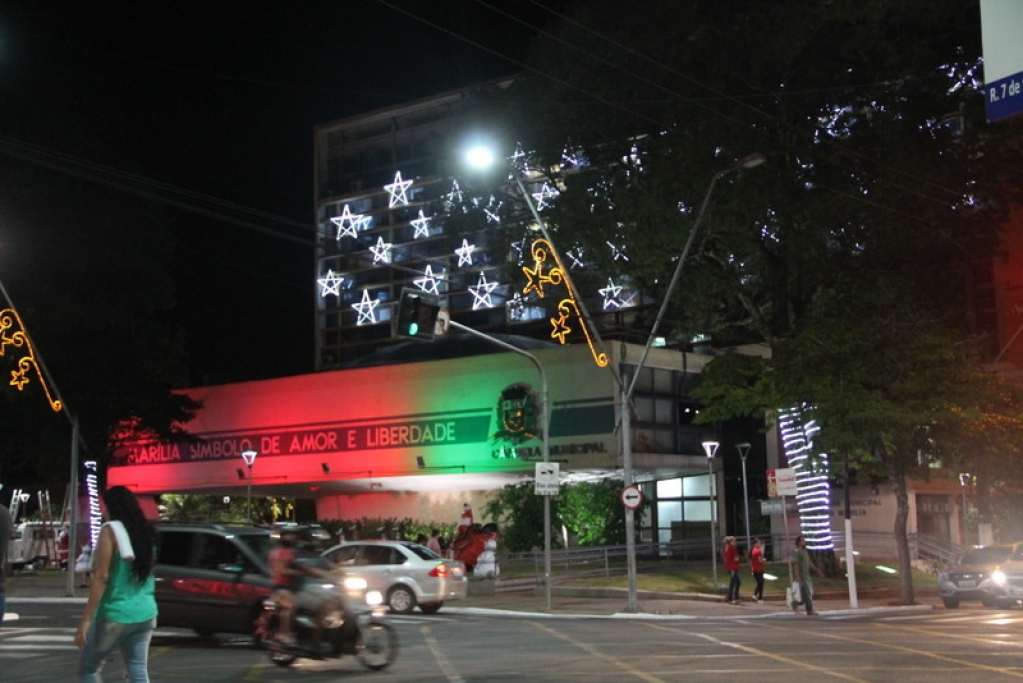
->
xmin=75 ymin=486 xmax=158 ymax=682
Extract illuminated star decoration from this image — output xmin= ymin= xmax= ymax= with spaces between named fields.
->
xmin=598 ymin=278 xmax=624 ymax=309
xmin=0 ymin=307 xmax=62 ymax=411
xmin=484 ymin=196 xmax=502 ymax=224
xmin=411 ymin=210 xmax=431 ymax=239
xmin=413 ymin=265 xmax=442 ymax=295
xmin=506 ymin=292 xmax=527 ymax=321
xmin=331 ymin=204 xmax=365 ymax=240
xmin=469 ymin=271 xmax=500 ymax=310
xmin=384 ymin=170 xmax=413 ymax=207
xmin=444 ymin=180 xmax=464 ymax=211
xmin=531 ymin=182 xmax=560 ymax=211
xmin=550 ymin=311 xmax=572 ymax=343
xmin=455 ymin=238 xmax=476 ymax=267
xmin=369 ymin=236 xmax=393 ymax=264
xmin=606 ymin=241 xmax=629 ymax=262
xmin=352 ymin=289 xmax=381 ymax=325
xmin=566 ymin=247 xmax=585 ymax=269
xmin=317 ymin=270 xmax=345 ymax=297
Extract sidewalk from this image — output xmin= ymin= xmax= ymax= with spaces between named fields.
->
xmin=4 ymin=570 xmax=938 ymax=618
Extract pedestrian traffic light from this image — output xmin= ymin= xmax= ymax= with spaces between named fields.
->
xmin=394 ymin=288 xmax=440 ymax=340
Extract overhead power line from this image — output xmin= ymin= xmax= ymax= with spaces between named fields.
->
xmin=0 ymin=134 xmax=315 ymax=248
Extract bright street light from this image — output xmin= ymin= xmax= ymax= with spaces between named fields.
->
xmin=241 ymin=449 xmax=257 ymax=522
xmin=702 ymin=440 xmax=720 ymax=591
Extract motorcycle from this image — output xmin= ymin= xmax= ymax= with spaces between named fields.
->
xmin=254 ymin=573 xmax=398 ymax=671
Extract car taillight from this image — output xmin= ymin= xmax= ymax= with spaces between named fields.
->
xmin=429 ymin=563 xmax=451 ymax=578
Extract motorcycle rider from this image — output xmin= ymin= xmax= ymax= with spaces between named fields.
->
xmin=270 ymin=526 xmax=346 ymax=651
xmin=268 ymin=527 xmax=303 ymax=646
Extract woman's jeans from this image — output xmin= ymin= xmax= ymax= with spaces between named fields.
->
xmin=78 ymin=617 xmax=156 ymax=682
xmin=727 ymin=570 xmax=741 ymax=601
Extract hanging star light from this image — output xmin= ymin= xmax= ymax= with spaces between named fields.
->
xmin=383 ymin=170 xmax=413 ymax=207
xmin=531 ymin=182 xmax=560 ymax=211
xmin=505 ymin=292 xmax=527 ymax=321
xmin=411 ymin=210 xmax=431 ymax=239
xmin=317 ymin=270 xmax=345 ymax=297
xmin=468 ymin=271 xmax=500 ymax=310
xmin=566 ymin=247 xmax=585 ymax=269
xmin=369 ymin=235 xmax=393 ymax=264
xmin=484 ymin=195 xmax=502 ymax=224
xmin=351 ymin=289 xmax=381 ymax=326
xmin=550 ymin=310 xmax=572 ymax=343
xmin=444 ymin=180 xmax=464 ymax=211
xmin=331 ymin=204 xmax=365 ymax=240
xmin=598 ymin=278 xmax=624 ymax=309
xmin=606 ymin=240 xmax=629 ymax=262
xmin=455 ymin=238 xmax=476 ymax=267
xmin=413 ymin=264 xmax=442 ymax=294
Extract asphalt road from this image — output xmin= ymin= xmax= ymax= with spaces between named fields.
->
xmin=4 ymin=601 xmax=1023 ymax=682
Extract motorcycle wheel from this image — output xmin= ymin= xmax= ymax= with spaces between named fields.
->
xmin=268 ymin=650 xmax=298 ymax=667
xmin=356 ymin=622 xmax=398 ymax=671
xmin=253 ymin=611 xmax=299 ymax=667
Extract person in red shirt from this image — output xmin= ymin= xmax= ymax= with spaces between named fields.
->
xmin=749 ymin=538 xmax=766 ymax=603
xmin=268 ymin=528 xmax=301 ymax=645
xmin=723 ymin=536 xmax=742 ymax=604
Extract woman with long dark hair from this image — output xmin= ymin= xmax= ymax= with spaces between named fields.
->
xmin=75 ymin=486 xmax=158 ymax=682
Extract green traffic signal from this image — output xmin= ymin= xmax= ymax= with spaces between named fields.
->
xmin=395 ymin=288 xmax=440 ymax=340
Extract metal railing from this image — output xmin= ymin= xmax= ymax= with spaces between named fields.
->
xmin=503 ymin=531 xmax=968 ymax=582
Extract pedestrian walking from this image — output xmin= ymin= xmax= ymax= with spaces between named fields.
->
xmin=0 ymin=503 xmax=15 ymax=629
xmin=427 ymin=528 xmax=443 ymax=554
xmin=790 ymin=534 xmax=823 ymax=616
xmin=723 ymin=536 xmax=742 ymax=604
xmin=75 ymin=544 xmax=94 ymax=588
xmin=750 ymin=538 xmax=766 ymax=602
xmin=75 ymin=486 xmax=158 ymax=682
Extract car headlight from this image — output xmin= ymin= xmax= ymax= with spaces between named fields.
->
xmin=992 ymin=570 xmax=1007 ymax=586
xmin=365 ymin=590 xmax=384 ymax=606
xmin=343 ymin=576 xmax=369 ymax=591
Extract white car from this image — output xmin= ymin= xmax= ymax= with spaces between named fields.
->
xmin=322 ymin=540 xmax=468 ymax=614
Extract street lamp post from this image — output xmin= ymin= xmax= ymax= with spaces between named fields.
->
xmin=702 ymin=440 xmax=720 ymax=591
xmin=736 ymin=442 xmax=752 ymax=554
xmin=242 ymin=450 xmax=257 ymax=522
xmin=959 ymin=472 xmax=971 ymax=545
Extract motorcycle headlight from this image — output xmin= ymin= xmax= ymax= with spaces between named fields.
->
xmin=343 ymin=576 xmax=369 ymax=591
xmin=992 ymin=570 xmax=1007 ymax=586
xmin=365 ymin=590 xmax=384 ymax=606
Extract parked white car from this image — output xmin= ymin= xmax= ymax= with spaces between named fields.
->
xmin=322 ymin=540 xmax=468 ymax=614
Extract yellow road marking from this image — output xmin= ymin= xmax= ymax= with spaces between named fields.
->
xmin=642 ymin=622 xmax=870 ymax=682
xmin=531 ymin=620 xmax=669 ymax=682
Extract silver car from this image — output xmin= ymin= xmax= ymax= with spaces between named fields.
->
xmin=937 ymin=543 xmax=1023 ymax=608
xmin=322 ymin=540 xmax=468 ymax=614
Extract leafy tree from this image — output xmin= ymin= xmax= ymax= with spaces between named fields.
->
xmin=559 ymin=479 xmax=628 ymax=546
xmin=494 ymin=0 xmax=1023 ymax=603
xmin=482 ymin=481 xmax=559 ymax=553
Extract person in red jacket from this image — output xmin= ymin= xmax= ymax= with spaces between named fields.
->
xmin=749 ymin=538 xmax=766 ymax=603
xmin=723 ymin=536 xmax=742 ymax=604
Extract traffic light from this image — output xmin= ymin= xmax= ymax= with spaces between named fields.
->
xmin=394 ymin=288 xmax=440 ymax=340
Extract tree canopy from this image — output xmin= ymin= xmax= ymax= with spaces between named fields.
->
xmin=491 ymin=0 xmax=1023 ymax=603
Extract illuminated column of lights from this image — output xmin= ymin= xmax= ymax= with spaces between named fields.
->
xmin=778 ymin=404 xmax=834 ymax=551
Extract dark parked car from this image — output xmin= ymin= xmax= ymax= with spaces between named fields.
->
xmin=153 ymin=523 xmax=276 ymax=636
xmin=937 ymin=543 xmax=1023 ymax=608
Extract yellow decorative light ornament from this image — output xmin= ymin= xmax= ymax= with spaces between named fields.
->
xmin=0 ymin=307 xmax=62 ymax=411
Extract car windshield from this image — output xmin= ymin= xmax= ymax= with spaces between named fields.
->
xmin=961 ymin=547 xmax=1013 ymax=565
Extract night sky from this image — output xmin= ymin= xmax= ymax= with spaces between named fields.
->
xmin=0 ymin=1 xmax=563 ymax=383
